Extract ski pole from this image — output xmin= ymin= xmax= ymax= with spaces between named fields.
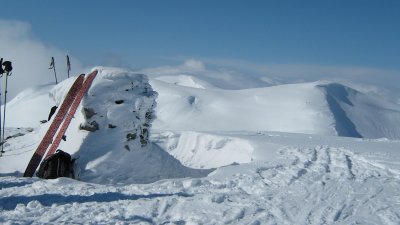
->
xmin=1 ymin=61 xmax=12 ymax=155
xmin=49 ymin=57 xmax=58 ymax=84
xmin=0 ymin=81 xmax=2 ymax=156
xmin=1 ymin=71 xmax=10 ymax=154
xmin=0 ymin=59 xmax=3 ymax=156
xmin=67 ymin=55 xmax=71 ymax=78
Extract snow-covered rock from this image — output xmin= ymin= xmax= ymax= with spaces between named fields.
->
xmin=0 ymin=67 xmax=210 ymax=184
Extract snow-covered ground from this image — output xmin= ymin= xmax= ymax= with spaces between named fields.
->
xmin=1 ymin=131 xmax=400 ymax=224
xmin=1 ymin=64 xmax=400 ymax=224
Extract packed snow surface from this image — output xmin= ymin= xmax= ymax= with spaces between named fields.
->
xmin=1 ymin=131 xmax=400 ymax=224
xmin=1 ymin=64 xmax=400 ymax=224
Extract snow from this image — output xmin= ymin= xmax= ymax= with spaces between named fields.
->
xmin=151 ymin=77 xmax=400 ymax=139
xmin=1 ymin=64 xmax=400 ymax=224
xmin=1 ymin=67 xmax=209 ymax=184
xmin=4 ymin=84 xmax=55 ymax=128
xmin=152 ymin=131 xmax=254 ymax=169
xmin=1 ymin=131 xmax=400 ymax=224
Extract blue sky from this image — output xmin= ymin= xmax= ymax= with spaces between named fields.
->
xmin=1 ymin=0 xmax=400 ymax=70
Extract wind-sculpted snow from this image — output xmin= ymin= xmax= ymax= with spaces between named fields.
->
xmin=1 ymin=138 xmax=399 ymax=224
xmin=318 ymin=83 xmax=362 ymax=138
xmin=319 ymin=83 xmax=400 ymax=139
xmin=152 ymin=131 xmax=254 ymax=169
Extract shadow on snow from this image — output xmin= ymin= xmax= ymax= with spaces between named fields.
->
xmin=0 ymin=191 xmax=193 ymax=210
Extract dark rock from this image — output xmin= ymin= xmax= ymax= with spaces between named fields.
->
xmin=145 ymin=111 xmax=152 ymax=120
xmin=80 ymin=121 xmax=99 ymax=132
xmin=126 ymin=133 xmax=137 ymax=141
xmin=115 ymin=100 xmax=124 ymax=104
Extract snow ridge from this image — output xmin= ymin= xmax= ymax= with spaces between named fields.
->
xmin=318 ymin=82 xmax=400 ymax=139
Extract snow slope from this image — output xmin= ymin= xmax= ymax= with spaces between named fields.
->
xmin=4 ymin=84 xmax=55 ymax=128
xmin=319 ymin=83 xmax=400 ymax=139
xmin=1 ymin=65 xmax=400 ymax=224
xmin=1 ymin=131 xmax=400 ymax=224
xmin=152 ymin=77 xmax=400 ymax=139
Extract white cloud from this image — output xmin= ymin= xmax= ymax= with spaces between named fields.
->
xmin=0 ymin=20 xmax=83 ymax=100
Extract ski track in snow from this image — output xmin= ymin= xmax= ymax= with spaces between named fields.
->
xmin=256 ymin=146 xmax=400 ymax=224
xmin=1 ymin=145 xmax=400 ymax=224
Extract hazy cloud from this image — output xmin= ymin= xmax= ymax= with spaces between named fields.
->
xmin=0 ymin=20 xmax=83 ymax=100
xmin=185 ymin=57 xmax=400 ymax=102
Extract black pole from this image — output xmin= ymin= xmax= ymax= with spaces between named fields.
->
xmin=49 ymin=57 xmax=58 ymax=84
xmin=1 ymin=71 xmax=9 ymax=154
xmin=67 ymin=55 xmax=71 ymax=78
xmin=0 ymin=58 xmax=2 ymax=156
xmin=53 ymin=57 xmax=58 ymax=84
xmin=0 ymin=83 xmax=2 ymax=155
xmin=1 ymin=61 xmax=12 ymax=155
xmin=54 ymin=66 xmax=58 ymax=84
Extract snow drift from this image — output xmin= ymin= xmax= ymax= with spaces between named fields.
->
xmin=0 ymin=67 xmax=210 ymax=184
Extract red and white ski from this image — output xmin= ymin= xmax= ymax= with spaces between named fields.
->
xmin=23 ymin=75 xmax=85 ymax=177
xmin=44 ymin=70 xmax=98 ymax=159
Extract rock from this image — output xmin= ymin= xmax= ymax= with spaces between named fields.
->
xmin=79 ymin=121 xmax=99 ymax=132
xmin=115 ymin=100 xmax=124 ymax=104
xmin=126 ymin=133 xmax=137 ymax=141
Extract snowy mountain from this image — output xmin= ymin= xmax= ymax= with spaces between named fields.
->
xmin=151 ymin=76 xmax=400 ymax=139
xmin=1 ymin=66 xmax=400 ymax=224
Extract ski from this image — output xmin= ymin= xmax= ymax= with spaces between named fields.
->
xmin=44 ymin=70 xmax=98 ymax=159
xmin=23 ymin=74 xmax=85 ymax=177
